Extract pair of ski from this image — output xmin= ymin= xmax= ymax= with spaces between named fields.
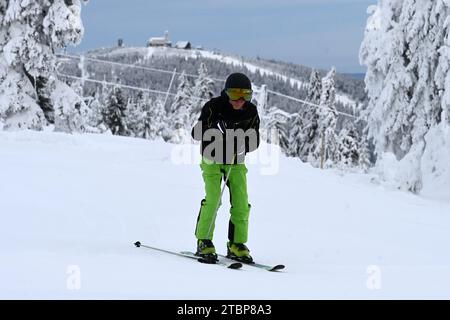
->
xmin=134 ymin=241 xmax=284 ymax=272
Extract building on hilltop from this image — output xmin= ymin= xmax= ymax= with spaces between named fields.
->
xmin=147 ymin=31 xmax=172 ymax=47
xmin=175 ymin=41 xmax=191 ymax=50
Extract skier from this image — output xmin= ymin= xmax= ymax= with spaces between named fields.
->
xmin=191 ymin=72 xmax=260 ymax=263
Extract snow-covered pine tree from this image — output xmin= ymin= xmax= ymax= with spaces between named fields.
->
xmin=358 ymin=132 xmax=371 ymax=172
xmin=146 ymin=97 xmax=166 ymax=141
xmin=264 ymin=106 xmax=291 ymax=153
xmin=169 ymin=71 xmax=193 ymax=139
xmin=124 ymin=97 xmax=145 ymax=138
xmin=139 ymin=94 xmax=153 ymax=140
xmin=289 ymin=69 xmax=322 ymax=159
xmin=99 ymin=77 xmax=110 ymax=106
xmin=70 ymin=79 xmax=84 ymax=98
xmin=309 ymin=67 xmax=338 ymax=168
xmin=0 ymin=0 xmax=88 ymax=132
xmin=337 ymin=121 xmax=361 ymax=169
xmin=360 ymin=0 xmax=449 ymax=191
xmin=136 ymin=91 xmax=153 ymax=138
xmin=103 ymin=87 xmax=127 ymax=135
xmin=252 ymin=84 xmax=272 ymax=143
xmin=252 ymin=84 xmax=268 ymax=117
xmin=85 ymin=92 xmax=107 ymax=133
xmin=190 ymin=63 xmax=214 ymax=126
xmin=287 ymin=112 xmax=303 ymax=157
xmin=435 ymin=3 xmax=450 ymax=127
xmin=307 ymin=69 xmax=322 ymax=104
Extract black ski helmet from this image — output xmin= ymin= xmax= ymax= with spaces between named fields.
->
xmin=224 ymin=73 xmax=252 ymax=90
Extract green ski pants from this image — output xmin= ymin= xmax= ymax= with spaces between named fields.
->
xmin=195 ymin=158 xmax=251 ymax=244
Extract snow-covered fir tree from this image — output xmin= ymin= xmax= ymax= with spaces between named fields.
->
xmin=169 ymin=71 xmax=193 ymax=139
xmin=287 ymin=111 xmax=303 ymax=157
xmin=252 ymin=84 xmax=268 ymax=116
xmin=309 ymin=67 xmax=338 ymax=168
xmin=0 ymin=0 xmax=88 ymax=132
xmin=99 ymin=77 xmax=111 ymax=106
xmin=435 ymin=4 xmax=450 ymax=127
xmin=135 ymin=93 xmax=154 ymax=140
xmin=103 ymin=87 xmax=127 ymax=135
xmin=337 ymin=121 xmax=361 ymax=169
xmin=252 ymin=84 xmax=272 ymax=143
xmin=137 ymin=92 xmax=154 ymax=139
xmin=307 ymin=69 xmax=322 ymax=104
xmin=146 ymin=98 xmax=166 ymax=141
xmin=70 ymin=77 xmax=84 ymax=98
xmin=124 ymin=97 xmax=145 ymax=138
xmin=288 ymin=69 xmax=322 ymax=159
xmin=358 ymin=132 xmax=371 ymax=172
xmin=85 ymin=93 xmax=107 ymax=133
xmin=142 ymin=106 xmax=152 ymax=140
xmin=190 ymin=63 xmax=214 ymax=126
xmin=360 ymin=0 xmax=450 ymax=192
xmin=264 ymin=106 xmax=291 ymax=152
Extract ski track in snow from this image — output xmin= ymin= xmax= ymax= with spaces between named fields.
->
xmin=1 ymin=130 xmax=449 ymax=299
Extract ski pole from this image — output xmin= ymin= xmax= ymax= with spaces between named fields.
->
xmin=205 ymin=153 xmax=236 ymax=239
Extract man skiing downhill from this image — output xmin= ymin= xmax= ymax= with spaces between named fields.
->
xmin=191 ymin=72 xmax=260 ymax=264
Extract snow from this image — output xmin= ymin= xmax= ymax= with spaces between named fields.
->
xmin=2 ymin=36 xmax=24 ymax=66
xmin=421 ymin=123 xmax=450 ymax=202
xmin=0 ymin=130 xmax=449 ymax=299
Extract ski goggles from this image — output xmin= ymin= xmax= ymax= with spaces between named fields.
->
xmin=226 ymin=88 xmax=253 ymax=101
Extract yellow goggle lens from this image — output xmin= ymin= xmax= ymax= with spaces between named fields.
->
xmin=226 ymin=88 xmax=253 ymax=101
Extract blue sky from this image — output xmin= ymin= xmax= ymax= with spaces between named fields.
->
xmin=74 ymin=0 xmax=377 ymax=73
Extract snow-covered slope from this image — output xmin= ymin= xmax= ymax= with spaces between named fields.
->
xmin=161 ymin=47 xmax=357 ymax=106
xmin=87 ymin=46 xmax=358 ymax=108
xmin=1 ymin=131 xmax=449 ymax=299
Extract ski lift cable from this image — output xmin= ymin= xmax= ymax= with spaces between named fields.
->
xmin=267 ymin=89 xmax=358 ymax=119
xmin=57 ymin=54 xmax=359 ymax=119
xmin=56 ymin=53 xmax=225 ymax=82
xmin=57 ymin=72 xmax=208 ymax=102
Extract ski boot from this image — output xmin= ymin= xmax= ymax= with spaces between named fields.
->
xmin=227 ymin=241 xmax=254 ymax=264
xmin=195 ymin=239 xmax=218 ymax=263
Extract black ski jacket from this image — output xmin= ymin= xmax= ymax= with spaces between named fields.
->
xmin=191 ymin=90 xmax=260 ymax=164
